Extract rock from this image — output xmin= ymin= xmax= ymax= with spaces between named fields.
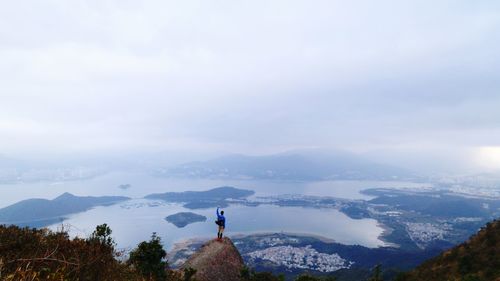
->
xmin=181 ymin=238 xmax=244 ymax=281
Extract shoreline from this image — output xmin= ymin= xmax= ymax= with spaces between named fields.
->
xmin=376 ymin=222 xmax=399 ymax=248
xmin=170 ymin=229 xmax=393 ymax=252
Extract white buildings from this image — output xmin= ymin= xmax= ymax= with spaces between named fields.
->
xmin=247 ymin=245 xmax=352 ymax=272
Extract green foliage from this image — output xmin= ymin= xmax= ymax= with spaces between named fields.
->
xmin=240 ymin=268 xmax=337 ymax=281
xmin=462 ymin=274 xmax=484 ymax=281
xmin=295 ymin=274 xmax=321 ymax=281
xmin=393 ymin=272 xmax=409 ymax=281
xmin=0 ymin=224 xmax=138 ymax=281
xmin=183 ymin=267 xmax=197 ymax=281
xmin=240 ymin=266 xmax=285 ymax=281
xmin=295 ymin=274 xmax=337 ymax=281
xmin=400 ymin=219 xmax=500 ymax=281
xmin=128 ymin=232 xmax=168 ymax=281
xmin=368 ymin=264 xmax=383 ymax=281
xmin=89 ymin=223 xmax=114 ymax=247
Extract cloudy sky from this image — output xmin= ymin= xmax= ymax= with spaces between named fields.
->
xmin=1 ymin=1 xmax=499 ymax=172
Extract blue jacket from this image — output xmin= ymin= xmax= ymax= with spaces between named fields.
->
xmin=216 ymin=207 xmax=226 ymax=227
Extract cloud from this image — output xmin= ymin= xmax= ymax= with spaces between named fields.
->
xmin=0 ymin=0 xmax=499 ymax=170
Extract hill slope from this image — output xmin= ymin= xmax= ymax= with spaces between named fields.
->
xmin=399 ymin=219 xmax=500 ymax=281
xmin=145 ymin=186 xmax=255 ymax=209
xmin=0 ymin=193 xmax=129 ymax=227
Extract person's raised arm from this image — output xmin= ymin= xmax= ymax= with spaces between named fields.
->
xmin=216 ymin=207 xmax=220 ymax=216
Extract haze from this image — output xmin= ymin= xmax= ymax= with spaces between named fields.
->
xmin=1 ymin=1 xmax=500 ymax=174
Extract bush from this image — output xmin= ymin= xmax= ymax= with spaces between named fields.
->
xmin=183 ymin=267 xmax=197 ymax=281
xmin=241 ymin=266 xmax=285 ymax=281
xmin=0 ymin=224 xmax=136 ymax=281
xmin=128 ymin=232 xmax=168 ymax=281
xmin=88 ymin=223 xmax=115 ymax=247
xmin=295 ymin=274 xmax=337 ymax=281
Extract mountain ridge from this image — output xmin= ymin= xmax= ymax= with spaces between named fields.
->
xmin=156 ymin=151 xmax=415 ymax=181
xmin=0 ymin=193 xmax=129 ymax=227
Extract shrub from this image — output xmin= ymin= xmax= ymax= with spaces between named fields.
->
xmin=128 ymin=232 xmax=168 ymax=281
xmin=0 ymin=224 xmax=137 ymax=281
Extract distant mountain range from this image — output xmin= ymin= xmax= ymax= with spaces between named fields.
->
xmin=145 ymin=186 xmax=255 ymax=209
xmin=155 ymin=151 xmax=416 ymax=181
xmin=0 ymin=193 xmax=129 ymax=227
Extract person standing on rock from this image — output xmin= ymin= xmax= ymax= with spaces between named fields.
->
xmin=216 ymin=207 xmax=226 ymax=240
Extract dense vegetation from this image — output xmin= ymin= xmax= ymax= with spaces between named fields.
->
xmin=0 ymin=224 xmax=340 ymax=281
xmin=1 ymin=219 xmax=499 ymax=280
xmin=0 ymin=224 xmax=137 ymax=280
xmin=0 ymin=224 xmax=187 ymax=281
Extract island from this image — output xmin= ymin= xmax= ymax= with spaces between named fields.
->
xmin=118 ymin=184 xmax=131 ymax=190
xmin=0 ymin=192 xmax=130 ymax=228
xmin=145 ymin=186 xmax=255 ymax=209
xmin=165 ymin=212 xmax=207 ymax=228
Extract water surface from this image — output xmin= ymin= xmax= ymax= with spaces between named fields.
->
xmin=49 ymin=199 xmax=386 ymax=250
xmin=0 ymin=172 xmax=432 ymax=249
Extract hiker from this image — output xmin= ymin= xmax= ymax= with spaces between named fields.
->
xmin=216 ymin=207 xmax=225 ymax=240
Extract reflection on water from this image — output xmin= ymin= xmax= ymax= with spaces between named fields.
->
xmin=49 ymin=199 xmax=386 ymax=250
xmin=1 ymin=172 xmax=432 ymax=249
xmin=0 ymin=171 xmax=432 ymax=207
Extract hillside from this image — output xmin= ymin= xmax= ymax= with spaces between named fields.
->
xmin=399 ymin=219 xmax=500 ymax=281
xmin=145 ymin=186 xmax=255 ymax=209
xmin=1 ymin=220 xmax=499 ymax=281
xmin=0 ymin=224 xmax=138 ymax=280
xmin=0 ymin=193 xmax=129 ymax=227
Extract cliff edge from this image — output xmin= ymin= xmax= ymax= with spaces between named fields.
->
xmin=181 ymin=237 xmax=244 ymax=281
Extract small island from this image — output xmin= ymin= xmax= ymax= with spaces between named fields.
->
xmin=165 ymin=212 xmax=207 ymax=228
xmin=118 ymin=184 xmax=131 ymax=190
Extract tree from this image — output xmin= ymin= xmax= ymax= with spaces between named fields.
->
xmin=183 ymin=267 xmax=197 ymax=281
xmin=393 ymin=272 xmax=409 ymax=281
xmin=463 ymin=274 xmax=483 ymax=281
xmin=368 ymin=264 xmax=383 ymax=281
xmin=295 ymin=275 xmax=336 ymax=281
xmin=240 ymin=266 xmax=285 ymax=281
xmin=0 ymin=224 xmax=138 ymax=281
xmin=295 ymin=275 xmax=320 ymax=281
xmin=88 ymin=223 xmax=114 ymax=247
xmin=128 ymin=233 xmax=168 ymax=281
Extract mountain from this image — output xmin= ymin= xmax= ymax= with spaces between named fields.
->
xmin=181 ymin=237 xmax=245 ymax=281
xmin=0 ymin=192 xmax=129 ymax=227
xmin=399 ymin=219 xmax=500 ymax=281
xmin=145 ymin=186 xmax=255 ymax=209
xmin=156 ymin=151 xmax=415 ymax=181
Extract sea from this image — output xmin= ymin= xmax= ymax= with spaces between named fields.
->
xmin=0 ymin=172 xmax=431 ymax=250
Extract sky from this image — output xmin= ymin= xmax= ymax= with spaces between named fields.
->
xmin=1 ymin=0 xmax=500 ymax=173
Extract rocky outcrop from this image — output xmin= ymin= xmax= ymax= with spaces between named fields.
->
xmin=181 ymin=238 xmax=244 ymax=281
